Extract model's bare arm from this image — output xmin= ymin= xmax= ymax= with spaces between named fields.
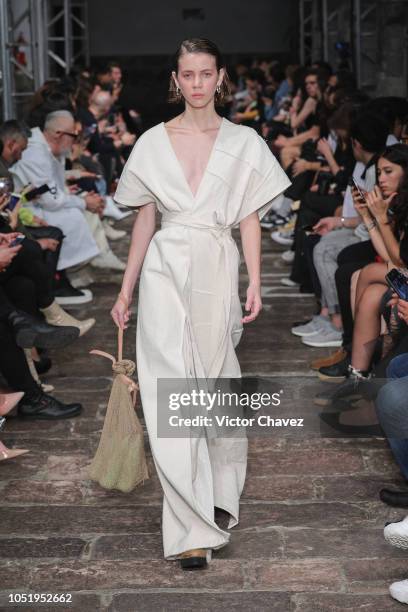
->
xmin=111 ymin=202 xmax=156 ymax=329
xmin=239 ymin=211 xmax=262 ymax=324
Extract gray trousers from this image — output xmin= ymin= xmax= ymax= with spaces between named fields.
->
xmin=313 ymin=228 xmax=360 ymax=314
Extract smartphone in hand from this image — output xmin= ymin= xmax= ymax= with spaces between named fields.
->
xmin=9 ymin=235 xmax=25 ymax=248
xmin=385 ymin=268 xmax=408 ymax=301
xmin=350 ymin=178 xmax=366 ymax=204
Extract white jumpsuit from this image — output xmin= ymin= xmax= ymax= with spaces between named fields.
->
xmin=114 ymin=117 xmax=290 ymax=559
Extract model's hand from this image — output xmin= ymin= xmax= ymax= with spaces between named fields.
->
xmin=242 ymin=283 xmax=262 ymax=324
xmin=111 ymin=294 xmax=131 ymax=330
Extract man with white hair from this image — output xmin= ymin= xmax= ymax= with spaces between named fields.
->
xmin=10 ymin=110 xmax=119 ymax=303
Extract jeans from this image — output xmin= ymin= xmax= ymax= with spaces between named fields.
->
xmin=375 ymin=354 xmax=408 ymax=480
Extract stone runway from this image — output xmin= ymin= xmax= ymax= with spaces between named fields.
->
xmin=1 ymin=216 xmax=407 ymax=611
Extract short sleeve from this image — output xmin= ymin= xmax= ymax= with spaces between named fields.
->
xmin=113 ymin=137 xmax=157 ymax=208
xmin=235 ymin=133 xmax=291 ymax=224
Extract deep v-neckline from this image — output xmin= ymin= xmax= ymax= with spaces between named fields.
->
xmin=162 ymin=117 xmax=225 ymax=200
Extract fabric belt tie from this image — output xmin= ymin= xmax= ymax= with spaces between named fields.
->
xmin=161 ymin=212 xmax=232 ymax=245
xmin=160 ymin=212 xmax=235 ymax=382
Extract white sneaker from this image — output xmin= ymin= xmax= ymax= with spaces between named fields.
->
xmin=102 ymin=219 xmax=127 ymax=241
xmin=281 ymin=250 xmax=295 ymax=263
xmin=91 ymin=250 xmax=127 ymax=271
xmin=384 ymin=516 xmax=408 ymax=549
xmin=280 ymin=277 xmax=298 ymax=287
xmin=68 ymin=267 xmax=95 ymax=289
xmin=271 ymin=230 xmax=294 ymax=246
xmin=390 ymin=578 xmax=408 ymax=604
xmin=103 ymin=196 xmax=132 ymax=220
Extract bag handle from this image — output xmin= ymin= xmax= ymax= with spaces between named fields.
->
xmin=90 ymin=325 xmax=124 ymax=364
xmin=118 ymin=326 xmax=123 ymax=361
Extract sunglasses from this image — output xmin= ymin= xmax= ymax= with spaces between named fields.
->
xmin=57 ymin=130 xmax=79 ymax=139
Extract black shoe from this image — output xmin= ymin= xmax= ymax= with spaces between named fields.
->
xmin=179 ymin=549 xmax=208 ymax=570
xmin=317 ymin=369 xmax=372 ymax=406
xmin=33 ymin=352 xmax=53 ymax=375
xmin=53 ymin=275 xmax=93 ymax=306
xmin=319 ymin=412 xmax=383 ymax=437
xmin=18 ymin=390 xmax=82 ymax=420
xmin=380 ymin=489 xmax=408 ymax=508
xmin=7 ymin=310 xmax=79 ymax=349
xmin=318 ymin=355 xmax=351 ymax=383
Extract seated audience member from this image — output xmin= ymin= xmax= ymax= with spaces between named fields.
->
xmin=317 ymin=144 xmax=408 ymax=386
xmin=77 ymin=88 xmax=122 ymax=184
xmin=10 ymin=111 xmax=102 ymax=304
xmin=0 ymin=315 xmax=83 ymax=420
xmin=0 ymin=237 xmax=82 ymax=418
xmin=0 ymin=228 xmax=94 ymax=338
xmin=0 ymin=121 xmax=66 ymax=284
xmin=264 ymin=64 xmax=297 ymax=123
xmin=280 ymin=103 xmax=355 ymax=284
xmin=377 ymin=350 xmax=408 ymax=508
xmin=231 ymin=69 xmax=266 ymax=131
xmin=368 ymin=96 xmax=408 ymax=146
xmin=294 ymin=112 xmax=389 ymax=349
xmin=274 ymin=69 xmax=329 ymax=170
xmin=376 ymin=304 xmax=408 ymax=605
xmin=315 ymin=144 xmax=408 ymax=419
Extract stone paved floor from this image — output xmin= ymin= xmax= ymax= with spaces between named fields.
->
xmin=1 ymin=216 xmax=407 ymax=611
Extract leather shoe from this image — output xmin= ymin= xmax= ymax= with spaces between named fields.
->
xmin=8 ymin=310 xmax=79 ymax=349
xmin=380 ymin=488 xmax=408 ymax=508
xmin=179 ymin=548 xmax=208 ymax=570
xmin=311 ymin=347 xmax=348 ymax=371
xmin=18 ymin=389 xmax=82 ymax=420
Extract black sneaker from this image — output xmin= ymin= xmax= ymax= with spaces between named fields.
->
xmin=318 ymin=355 xmax=351 ymax=383
xmin=314 ymin=368 xmax=372 ymax=407
xmin=54 ymin=277 xmax=93 ymax=306
xmin=18 ymin=389 xmax=82 ymax=419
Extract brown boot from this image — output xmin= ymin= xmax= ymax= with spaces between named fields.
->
xmin=41 ymin=301 xmax=95 ymax=337
xmin=310 ymin=347 xmax=347 ymax=371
